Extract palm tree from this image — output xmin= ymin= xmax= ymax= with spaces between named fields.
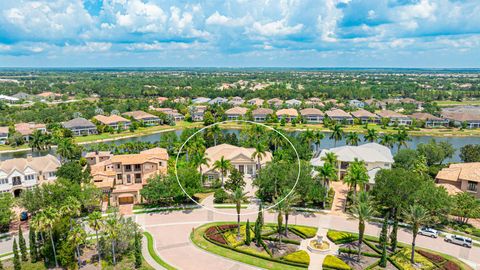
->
xmin=346 ymin=132 xmax=359 ymax=146
xmin=312 ymin=131 xmax=325 ymax=152
xmin=364 ymin=128 xmax=378 ymax=142
xmin=68 ymin=222 xmax=87 ymax=267
xmin=270 ymin=129 xmax=285 ymax=152
xmin=329 ymin=123 xmax=344 ymax=147
xmin=105 ymin=214 xmax=119 ymax=265
xmin=316 ymin=161 xmax=338 ymax=192
xmin=379 ymin=133 xmax=395 ymax=148
xmin=213 ymin=156 xmax=232 ymax=187
xmin=56 ymin=138 xmax=78 ymax=162
xmin=60 ymin=196 xmax=81 ymax=227
xmin=282 ymin=192 xmax=300 ymax=236
xmin=301 ymin=129 xmax=315 ymax=150
xmin=343 ymin=158 xmax=369 ymax=196
xmin=249 ymin=124 xmax=265 ymax=142
xmin=350 ymin=191 xmax=375 ymax=262
xmin=29 ymin=130 xmax=51 ymax=151
xmin=394 ymin=129 xmax=410 ymax=151
xmin=192 ymin=152 xmax=210 ymax=184
xmin=208 ymin=125 xmax=222 ymax=146
xmin=230 ymin=187 xmax=248 ymax=236
xmin=321 ymin=152 xmax=338 ymax=166
xmin=30 ymin=214 xmax=46 ymax=262
xmin=44 ymin=207 xmax=59 ymax=268
xmin=403 ymin=205 xmax=430 ymax=264
xmin=88 ymin=211 xmax=103 ymax=266
xmin=251 ymin=142 xmax=267 ymax=176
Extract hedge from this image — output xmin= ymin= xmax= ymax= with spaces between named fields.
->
xmin=289 ymin=226 xmax=318 ymax=239
xmin=262 ymin=236 xmax=301 ymax=245
xmin=338 ymin=247 xmax=381 ymax=258
xmin=363 ymin=240 xmax=382 ymax=254
xmin=327 ymin=230 xmax=358 ymax=244
xmin=322 ymin=255 xmax=352 ymax=270
xmin=282 ymin=250 xmax=310 ymax=265
xmin=390 ymin=248 xmax=435 ymax=270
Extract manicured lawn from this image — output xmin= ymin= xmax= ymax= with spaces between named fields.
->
xmin=436 ymin=100 xmax=480 ymax=107
xmin=191 ymin=222 xmax=308 ymax=270
xmin=143 ymin=231 xmax=177 ymax=270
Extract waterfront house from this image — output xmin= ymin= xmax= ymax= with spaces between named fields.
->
xmin=93 ymin=115 xmax=131 ymax=130
xmin=276 ymin=108 xmax=298 ymax=122
xmin=267 ymin=98 xmax=283 ymax=108
xmin=228 ymin=96 xmax=245 ymax=106
xmin=441 ymin=112 xmax=480 ymax=129
xmin=90 ymin=148 xmax=169 ymax=205
xmin=209 ymin=97 xmax=228 ymax=105
xmin=85 ymin=151 xmax=113 ymax=166
xmin=436 ymin=163 xmax=480 ymax=198
xmin=247 ymin=98 xmax=264 ymax=107
xmin=201 ymin=144 xmax=272 ymax=184
xmin=63 ymin=117 xmax=98 ymax=136
xmin=252 ymin=108 xmax=273 ymax=122
xmin=189 ymin=105 xmax=207 ymax=121
xmin=311 ymin=143 xmax=393 ymax=185
xmin=285 ymin=99 xmax=302 ymax=108
xmin=0 ymin=127 xmax=8 ymax=145
xmin=410 ymin=112 xmax=448 ymax=128
xmin=325 ymin=108 xmax=354 ymax=124
xmin=123 ymin=111 xmax=161 ymax=126
xmin=376 ymin=110 xmax=413 ymax=126
xmin=14 ymin=123 xmax=47 ymax=142
xmin=350 ymin=109 xmax=380 ymax=124
xmin=192 ymin=97 xmax=211 ymax=104
xmin=225 ymin=107 xmax=248 ymax=120
xmin=300 ymin=108 xmax=324 ymax=123
xmin=0 ymin=155 xmax=60 ymax=197
xmin=349 ymin=99 xmax=365 ymax=108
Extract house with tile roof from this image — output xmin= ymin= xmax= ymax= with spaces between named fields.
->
xmin=192 ymin=97 xmax=211 ymax=104
xmin=225 ymin=107 xmax=248 ymax=120
xmin=93 ymin=115 xmax=131 ymax=130
xmin=325 ymin=108 xmax=354 ymax=124
xmin=305 ymin=97 xmax=324 ymax=107
xmin=441 ymin=112 xmax=480 ymax=129
xmin=311 ymin=143 xmax=393 ymax=185
xmin=228 ymin=96 xmax=245 ymax=106
xmin=0 ymin=154 xmax=60 ymax=197
xmin=252 ymin=108 xmax=273 ymax=122
xmin=209 ymin=97 xmax=228 ymax=105
xmin=90 ymin=148 xmax=169 ymax=205
xmin=123 ymin=111 xmax=161 ymax=126
xmin=276 ymin=108 xmax=298 ymax=122
xmin=0 ymin=127 xmax=9 ymax=145
xmin=14 ymin=123 xmax=47 ymax=142
xmin=436 ymin=163 xmax=480 ymax=198
xmin=376 ymin=110 xmax=413 ymax=126
xmin=189 ymin=105 xmax=207 ymax=121
xmin=63 ymin=117 xmax=98 ymax=136
xmin=247 ymin=98 xmax=264 ymax=107
xmin=267 ymin=98 xmax=283 ymax=108
xmin=201 ymin=144 xmax=272 ymax=184
xmin=300 ymin=108 xmax=324 ymax=123
xmin=350 ymin=109 xmax=380 ymax=124
xmin=349 ymin=99 xmax=365 ymax=108
xmin=410 ymin=112 xmax=448 ymax=128
xmin=285 ymin=99 xmax=302 ymax=108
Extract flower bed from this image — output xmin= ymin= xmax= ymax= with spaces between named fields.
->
xmin=327 ymin=230 xmax=358 ymax=244
xmin=390 ymin=248 xmax=435 ymax=270
xmin=289 ymin=226 xmax=318 ymax=239
xmin=416 ymin=250 xmax=446 ymax=265
xmin=282 ymin=250 xmax=310 ymax=265
xmin=323 ymin=255 xmax=352 ymax=270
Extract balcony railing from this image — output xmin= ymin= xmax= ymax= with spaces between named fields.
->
xmin=12 ymin=179 xmax=22 ymax=186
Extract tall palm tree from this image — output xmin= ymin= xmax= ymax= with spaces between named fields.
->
xmin=88 ymin=211 xmax=103 ymax=266
xmin=394 ymin=129 xmax=410 ymax=151
xmin=282 ymin=192 xmax=300 ymax=236
xmin=270 ymin=129 xmax=285 ymax=152
xmin=60 ymin=196 xmax=81 ymax=227
xmin=44 ymin=207 xmax=59 ymax=268
xmin=213 ymin=156 xmax=232 ymax=187
xmin=379 ymin=133 xmax=395 ymax=148
xmin=208 ymin=125 xmax=222 ymax=146
xmin=68 ymin=222 xmax=87 ymax=267
xmin=192 ymin=152 xmax=210 ymax=184
xmin=105 ymin=214 xmax=119 ymax=265
xmin=343 ymin=158 xmax=369 ymax=196
xmin=403 ymin=205 xmax=430 ymax=264
xmin=329 ymin=123 xmax=344 ymax=147
xmin=346 ymin=132 xmax=359 ymax=146
xmin=316 ymin=161 xmax=338 ymax=192
xmin=301 ymin=129 xmax=315 ymax=150
xmin=312 ymin=131 xmax=325 ymax=152
xmin=249 ymin=124 xmax=265 ymax=142
xmin=364 ymin=128 xmax=378 ymax=142
xmin=56 ymin=138 xmax=78 ymax=162
xmin=29 ymin=130 xmax=51 ymax=151
xmin=350 ymin=191 xmax=375 ymax=262
xmin=321 ymin=152 xmax=338 ymax=166
xmin=251 ymin=143 xmax=267 ymax=176
xmin=30 ymin=213 xmax=46 ymax=262
xmin=230 ymin=187 xmax=248 ymax=236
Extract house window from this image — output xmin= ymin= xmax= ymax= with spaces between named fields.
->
xmin=25 ymin=174 xmax=35 ymax=181
xmin=467 ymin=181 xmax=478 ymax=192
xmin=48 ymin=172 xmax=56 ymax=178
xmin=135 ymin=174 xmax=142 ymax=183
xmin=116 ymin=164 xmax=121 ymax=169
xmin=134 ymin=164 xmax=141 ymax=171
xmin=127 ymin=175 xmax=131 ymax=183
xmin=125 ymin=165 xmax=132 ymax=172
xmin=0 ymin=178 xmax=7 ymax=185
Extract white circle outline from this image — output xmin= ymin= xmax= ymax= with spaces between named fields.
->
xmin=174 ymin=120 xmax=301 ymax=216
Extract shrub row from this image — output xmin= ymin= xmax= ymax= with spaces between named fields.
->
xmin=322 ymin=255 xmax=352 ymax=270
xmin=281 ymin=250 xmax=310 ymax=266
xmin=327 ymin=230 xmax=358 ymax=244
xmin=338 ymin=247 xmax=381 ymax=258
xmin=289 ymin=226 xmax=318 ymax=239
xmin=261 ymin=236 xmax=301 ymax=245
xmin=363 ymin=240 xmax=382 ymax=254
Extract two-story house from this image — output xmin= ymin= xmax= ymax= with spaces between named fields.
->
xmin=436 ymin=163 xmax=480 ymax=198
xmin=90 ymin=148 xmax=169 ymax=205
xmin=0 ymin=155 xmax=60 ymax=197
xmin=93 ymin=115 xmax=131 ymax=130
xmin=123 ymin=111 xmax=161 ymax=126
xmin=14 ymin=123 xmax=47 ymax=142
xmin=63 ymin=117 xmax=98 ymax=136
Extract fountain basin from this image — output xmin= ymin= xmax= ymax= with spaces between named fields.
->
xmin=307 ymin=234 xmax=331 ymax=254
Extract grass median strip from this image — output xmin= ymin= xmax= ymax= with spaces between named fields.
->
xmin=143 ymin=232 xmax=177 ymax=270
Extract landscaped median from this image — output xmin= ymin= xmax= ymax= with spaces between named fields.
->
xmin=143 ymin=231 xmax=177 ymax=270
xmin=324 ymin=229 xmax=473 ymax=270
xmin=190 ymin=222 xmax=316 ymax=270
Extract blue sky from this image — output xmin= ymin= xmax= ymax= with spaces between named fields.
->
xmin=0 ymin=0 xmax=479 ymax=68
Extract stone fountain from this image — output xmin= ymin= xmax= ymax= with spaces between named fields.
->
xmin=307 ymin=233 xmax=331 ymax=254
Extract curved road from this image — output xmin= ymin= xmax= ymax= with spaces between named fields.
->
xmin=135 ymin=208 xmax=480 ymax=270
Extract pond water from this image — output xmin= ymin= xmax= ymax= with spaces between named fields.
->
xmin=1 ymin=129 xmax=480 ymax=163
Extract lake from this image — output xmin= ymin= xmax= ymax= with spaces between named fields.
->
xmin=1 ymin=129 xmax=480 ymax=162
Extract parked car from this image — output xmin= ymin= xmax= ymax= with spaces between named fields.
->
xmin=20 ymin=211 xmax=28 ymax=221
xmin=444 ymin=234 xmax=472 ymax=248
xmin=418 ymin=227 xmax=438 ymax=238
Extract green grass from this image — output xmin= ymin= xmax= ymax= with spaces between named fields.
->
xmin=143 ymin=232 xmax=177 ymax=270
xmin=191 ymin=222 xmax=306 ymax=270
xmin=436 ymin=100 xmax=480 ymax=107
xmin=214 ymin=205 xmax=248 ymax=209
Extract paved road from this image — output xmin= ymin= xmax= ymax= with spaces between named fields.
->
xmin=135 ymin=208 xmax=480 ymax=270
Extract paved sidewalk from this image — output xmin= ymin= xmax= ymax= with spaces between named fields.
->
xmin=142 ymin=235 xmax=166 ymax=270
xmin=330 ymin=181 xmax=349 ymax=215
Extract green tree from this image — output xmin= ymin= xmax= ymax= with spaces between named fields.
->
xmin=282 ymin=192 xmax=300 ymax=236
xmin=251 ymin=142 xmax=267 ymax=176
xmin=364 ymin=128 xmax=378 ymax=142
xmin=393 ymin=149 xmax=418 ymax=170
xmin=0 ymin=194 xmax=13 ymax=233
xmin=13 ymin=238 xmax=21 ymax=270
xmin=88 ymin=211 xmax=103 ymax=265
xmin=343 ymin=158 xmax=369 ymax=196
xmin=403 ymin=205 xmax=430 ymax=263
xmin=416 ymin=139 xmax=455 ymax=166
xmin=105 ymin=213 xmax=120 ymax=265
xmin=29 ymin=130 xmax=51 ymax=151
xmin=459 ymin=144 xmax=480 ymax=162
xmin=56 ymin=161 xmax=91 ymax=184
xmin=312 ymin=131 xmax=325 ymax=152
xmin=329 ymin=123 xmax=344 ymax=147
xmin=56 ymin=138 xmax=82 ymax=162
xmin=254 ymin=219 xmax=262 ymax=246
xmin=29 ymin=228 xmax=37 ymax=263
xmin=68 ymin=223 xmax=87 ymax=267
xmin=43 ymin=208 xmax=60 ymax=268
xmin=134 ymin=229 xmax=142 ymax=268
xmin=379 ymin=214 xmax=389 ymax=267
xmin=213 ymin=156 xmax=232 ymax=187
xmin=18 ymin=226 xmax=27 ymax=261
xmin=245 ymin=220 xmax=251 ymax=246
xmin=203 ymin=111 xmax=215 ymax=126
xmin=316 ymin=162 xmax=337 ymax=203
xmin=346 ymin=132 xmax=359 ymax=146
xmin=225 ymin=168 xmax=246 ymax=193
xmin=231 ymin=188 xmax=248 ymax=236
xmin=379 ymin=133 xmax=395 ymax=148
xmin=390 ymin=219 xmax=399 ymax=252
xmin=350 ymin=191 xmax=375 ymax=262
xmin=394 ymin=129 xmax=410 ymax=151
xmin=191 ymin=151 xmax=210 ymax=183
xmin=451 ymin=193 xmax=480 ymax=224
